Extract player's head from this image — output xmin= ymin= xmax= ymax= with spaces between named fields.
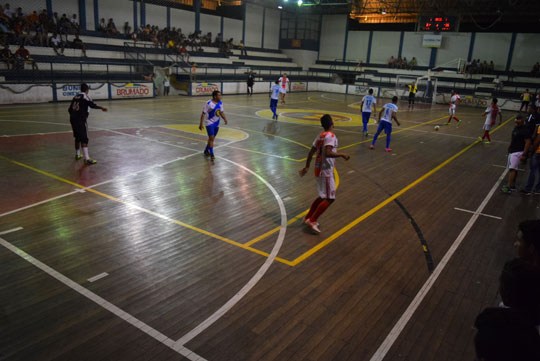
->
xmin=515 ymin=113 xmax=524 ymax=126
xmin=212 ymin=90 xmax=221 ymax=101
xmin=368 ymin=88 xmax=373 ymax=95
xmin=527 ymin=104 xmax=536 ymax=114
xmin=391 ymin=96 xmax=398 ymax=104
xmin=499 ymin=258 xmax=540 ymax=323
xmin=492 ymin=98 xmax=498 ymax=105
xmin=411 ymin=81 xmax=415 ymax=85
xmin=515 ymin=219 xmax=540 ymax=265
xmin=474 ymin=307 xmax=540 ymax=361
xmin=525 ymin=88 xmax=529 ymax=92
xmin=283 ymin=73 xmax=287 ymax=77
xmin=275 ymin=80 xmax=279 ymax=84
xmin=80 ymin=83 xmax=89 ymax=93
xmin=320 ymin=114 xmax=333 ymax=131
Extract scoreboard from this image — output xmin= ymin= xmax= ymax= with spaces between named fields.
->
xmin=419 ymin=16 xmax=456 ymax=32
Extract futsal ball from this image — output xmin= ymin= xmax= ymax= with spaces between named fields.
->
xmin=434 ymin=125 xmax=440 ymax=131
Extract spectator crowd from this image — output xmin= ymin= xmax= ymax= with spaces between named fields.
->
xmin=387 ymin=55 xmax=417 ymax=70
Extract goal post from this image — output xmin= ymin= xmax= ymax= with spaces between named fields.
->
xmin=395 ymin=74 xmax=438 ymax=105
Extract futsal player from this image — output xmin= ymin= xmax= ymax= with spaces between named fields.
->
xmin=299 ymin=114 xmax=350 ymax=234
xmin=478 ymin=98 xmax=502 ymax=144
xmin=446 ymin=91 xmax=461 ymax=125
xmin=278 ymin=73 xmax=289 ymax=104
xmin=520 ymin=89 xmax=531 ymax=112
xmin=360 ymin=88 xmax=376 ymax=136
xmin=370 ymin=96 xmax=400 ymax=152
xmin=199 ymin=90 xmax=228 ymax=161
xmin=270 ymin=80 xmax=280 ymax=120
xmin=407 ymin=81 xmax=417 ymax=110
xmin=68 ymin=83 xmax=108 ymax=165
xmin=501 ymin=114 xmax=531 ymax=194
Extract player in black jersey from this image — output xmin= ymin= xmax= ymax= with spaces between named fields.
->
xmin=68 ymin=83 xmax=107 ymax=164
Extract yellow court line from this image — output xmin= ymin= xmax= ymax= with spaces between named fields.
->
xmin=0 ymin=155 xmax=294 ymax=266
xmin=145 ymin=128 xmax=207 ymax=143
xmin=287 ymin=115 xmax=515 ymax=266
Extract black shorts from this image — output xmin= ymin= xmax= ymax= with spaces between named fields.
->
xmin=70 ymin=116 xmax=88 ymax=143
xmin=408 ymin=92 xmax=415 ymax=104
xmin=522 ymin=101 xmax=529 ymax=107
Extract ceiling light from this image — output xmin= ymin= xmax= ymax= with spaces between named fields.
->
xmin=278 ymin=4 xmax=283 ymax=8
xmin=297 ymin=0 xmax=302 ymax=5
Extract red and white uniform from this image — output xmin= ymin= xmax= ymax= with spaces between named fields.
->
xmin=278 ymin=76 xmax=289 ymax=94
xmin=449 ymin=94 xmax=460 ymax=115
xmin=483 ymin=105 xmax=500 ymax=131
xmin=313 ymin=131 xmax=337 ymax=199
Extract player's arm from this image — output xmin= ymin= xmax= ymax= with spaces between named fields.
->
xmin=199 ymin=112 xmax=205 ymax=130
xmin=360 ymin=100 xmax=364 ymax=110
xmin=530 ymin=130 xmax=540 ymax=154
xmin=221 ymin=111 xmax=228 ymax=125
xmin=88 ymin=100 xmax=107 ymax=112
xmin=392 ymin=113 xmax=400 ymax=126
xmin=372 ymin=101 xmax=376 ymax=113
xmin=324 ymin=145 xmax=350 ymax=160
xmin=299 ymin=146 xmax=316 ymax=177
xmin=521 ymin=138 xmax=532 ymax=160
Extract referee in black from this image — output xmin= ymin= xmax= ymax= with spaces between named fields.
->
xmin=68 ymin=83 xmax=107 ymax=164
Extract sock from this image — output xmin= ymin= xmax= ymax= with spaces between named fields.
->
xmin=76 ymin=148 xmax=81 ymax=156
xmin=386 ymin=134 xmax=391 ymax=149
xmin=363 ymin=122 xmax=368 ymax=133
xmin=82 ymin=147 xmax=89 ymax=160
xmin=485 ymin=131 xmax=491 ymax=141
xmin=271 ymin=107 xmax=277 ymax=118
xmin=305 ymin=198 xmax=323 ymax=220
xmin=310 ymin=199 xmax=332 ymax=222
xmin=371 ymin=132 xmax=380 ymax=146
xmin=453 ymin=116 xmax=460 ymax=122
xmin=209 ymin=147 xmax=214 ymax=156
xmin=204 ymin=145 xmax=209 ymax=152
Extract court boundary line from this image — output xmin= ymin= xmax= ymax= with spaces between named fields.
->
xmin=368 ymin=166 xmax=509 ymax=361
xmin=0 ymin=228 xmax=206 ymax=361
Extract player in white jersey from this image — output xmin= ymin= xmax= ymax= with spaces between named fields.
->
xmin=370 ymin=96 xmax=400 ymax=152
xmin=278 ymin=73 xmax=289 ymax=104
xmin=199 ymin=90 xmax=228 ymax=161
xmin=446 ymin=91 xmax=461 ymax=126
xmin=360 ymin=88 xmax=376 ymax=136
xmin=299 ymin=114 xmax=350 ymax=234
xmin=269 ymin=80 xmax=280 ymax=120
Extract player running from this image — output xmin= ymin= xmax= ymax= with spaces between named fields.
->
xmin=270 ymin=80 xmax=280 ymax=120
xmin=370 ymin=96 xmax=400 ymax=152
xmin=299 ymin=114 xmax=350 ymax=234
xmin=478 ymin=98 xmax=502 ymax=144
xmin=68 ymin=83 xmax=108 ymax=165
xmin=446 ymin=91 xmax=461 ymax=126
xmin=361 ymin=88 xmax=376 ymax=137
xmin=199 ymin=90 xmax=228 ymax=161
xmin=278 ymin=73 xmax=289 ymax=104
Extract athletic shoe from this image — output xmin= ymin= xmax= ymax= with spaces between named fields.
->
xmin=210 ymin=155 xmax=215 ymax=161
xmin=501 ymin=185 xmax=512 ymax=194
xmin=533 ymin=190 xmax=540 ymax=195
xmin=520 ymin=189 xmax=532 ymax=195
xmin=444 ymin=122 xmax=450 ymax=126
xmin=364 ymin=132 xmax=369 ymax=137
xmin=369 ymin=145 xmax=374 ymax=150
xmin=275 ymin=115 xmax=279 ymax=121
xmin=307 ymin=220 xmax=321 ymax=234
xmin=204 ymin=149 xmax=210 ymax=156
xmin=385 ymin=148 xmax=392 ymax=152
xmin=484 ymin=141 xmax=491 ymax=145
xmin=85 ymin=159 xmax=97 ymax=165
xmin=75 ymin=154 xmax=82 ymax=160
xmin=477 ymin=137 xmax=483 ymax=142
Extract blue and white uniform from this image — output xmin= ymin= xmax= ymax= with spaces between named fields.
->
xmin=203 ymin=99 xmax=224 ymax=136
xmin=361 ymin=94 xmax=376 ymax=132
xmin=270 ymin=84 xmax=280 ymax=119
xmin=378 ymin=103 xmax=398 ymax=133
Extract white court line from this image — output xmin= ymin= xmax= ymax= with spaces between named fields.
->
xmin=493 ymin=164 xmax=525 ymax=172
xmin=369 ymin=167 xmax=508 ymax=361
xmin=0 ymin=192 xmax=80 ymax=218
xmin=454 ymin=207 xmax=502 ymax=220
xmin=87 ymin=272 xmax=109 ymax=283
xmin=0 ymin=234 xmax=205 ymax=361
xmin=0 ymin=227 xmax=23 ymax=235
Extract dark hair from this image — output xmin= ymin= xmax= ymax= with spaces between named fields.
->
xmin=320 ymin=114 xmax=333 ymax=131
xmin=518 ymin=220 xmax=540 ymax=248
xmin=493 ymin=97 xmax=498 ymax=104
xmin=80 ymin=83 xmax=89 ymax=92
xmin=516 ymin=114 xmax=525 ymax=121
xmin=368 ymin=88 xmax=373 ymax=94
xmin=275 ymin=80 xmax=279 ymax=84
xmin=392 ymin=96 xmax=398 ymax=103
xmin=212 ymin=90 xmax=220 ymax=99
xmin=474 ymin=307 xmax=540 ymax=361
xmin=499 ymin=258 xmax=540 ymax=323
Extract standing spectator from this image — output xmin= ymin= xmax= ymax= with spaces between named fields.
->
xmin=123 ymin=22 xmax=131 ymax=35
xmin=522 ymin=124 xmax=540 ymax=195
xmin=501 ymin=114 xmax=531 ymax=193
xmin=190 ymin=63 xmax=197 ymax=82
xmin=35 ymin=21 xmax=46 ymax=47
xmin=71 ymin=34 xmax=87 ymax=57
xmin=514 ymin=219 xmax=540 ymax=266
xmin=388 ymin=56 xmax=395 ymax=68
xmin=106 ymin=18 xmax=117 ymax=35
xmin=247 ymin=71 xmax=254 ymax=95
xmin=70 ymin=14 xmax=79 ymax=34
xmin=521 ymin=89 xmax=531 ymax=112
xmin=488 ymin=60 xmax=495 ymax=74
xmin=409 ymin=57 xmax=417 ymax=69
xmin=179 ymin=43 xmax=189 ymax=63
xmin=531 ymin=62 xmax=539 ymax=76
xmin=0 ymin=44 xmax=14 ymax=69
xmin=238 ymin=40 xmax=247 ymax=56
xmin=50 ymin=32 xmax=65 ymax=55
xmin=3 ymin=3 xmax=14 ymax=18
xmin=163 ymin=76 xmax=170 ymax=96
xmin=98 ymin=18 xmax=106 ymax=32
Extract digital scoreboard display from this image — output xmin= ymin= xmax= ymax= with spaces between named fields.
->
xmin=420 ymin=16 xmax=456 ymax=32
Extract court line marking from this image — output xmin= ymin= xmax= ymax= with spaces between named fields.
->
xmin=0 ymin=227 xmax=23 ymax=235
xmin=369 ymin=167 xmax=508 ymax=361
xmin=231 ymin=126 xmax=312 ymax=149
xmin=173 ymin=156 xmax=288 ymax=349
xmin=87 ymin=272 xmax=109 ymax=283
xmin=454 ymin=207 xmax=502 ymax=220
xmin=492 ymin=164 xmax=525 ymax=172
xmin=0 ymin=233 xmax=205 ymax=361
xmin=287 ymin=115 xmax=514 ymax=266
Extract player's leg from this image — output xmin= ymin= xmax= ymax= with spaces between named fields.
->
xmin=411 ymin=95 xmax=415 ymax=110
xmin=502 ymin=152 xmax=520 ymax=193
xmin=384 ymin=123 xmax=392 ymax=151
xmin=362 ymin=112 xmax=369 ymax=135
xmin=77 ymin=120 xmax=95 ymax=164
xmin=75 ymin=139 xmax=81 ymax=159
xmin=370 ymin=122 xmax=384 ymax=148
xmin=303 ymin=197 xmax=323 ymax=224
xmin=307 ymin=177 xmax=336 ymax=233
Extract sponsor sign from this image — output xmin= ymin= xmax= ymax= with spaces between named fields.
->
xmin=460 ymin=96 xmax=488 ymax=107
xmin=291 ymin=82 xmax=307 ymax=92
xmin=57 ymin=83 xmax=109 ymax=101
xmin=111 ymin=83 xmax=153 ymax=99
xmin=422 ymin=34 xmax=442 ymax=48
xmin=193 ymin=83 xmax=219 ymax=95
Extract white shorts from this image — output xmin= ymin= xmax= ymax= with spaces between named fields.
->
xmin=507 ymin=152 xmax=523 ymax=170
xmin=483 ymin=122 xmax=494 ymax=131
xmin=316 ymin=176 xmax=336 ymax=199
xmin=279 ymin=88 xmax=287 ymax=94
xmin=449 ymin=108 xmax=455 ymax=115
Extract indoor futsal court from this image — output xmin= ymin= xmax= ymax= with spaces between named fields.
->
xmin=2 ymin=0 xmax=540 ymax=361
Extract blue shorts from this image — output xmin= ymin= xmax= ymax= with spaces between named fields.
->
xmin=206 ymin=125 xmax=219 ymax=137
xmin=362 ymin=111 xmax=371 ymax=124
xmin=270 ymin=98 xmax=278 ymax=108
xmin=377 ymin=121 xmax=392 ymax=134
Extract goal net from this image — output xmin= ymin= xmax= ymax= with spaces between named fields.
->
xmin=395 ymin=74 xmax=438 ymax=105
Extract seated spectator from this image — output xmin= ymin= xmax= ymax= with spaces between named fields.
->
xmin=50 ymin=32 xmax=65 ymax=55
xmin=3 ymin=3 xmax=14 ymax=18
xmin=71 ymin=34 xmax=87 ymax=57
xmin=38 ymin=9 xmax=50 ymax=29
xmin=532 ymin=62 xmax=540 ymax=76
xmin=98 ymin=18 xmax=106 ymax=32
xmin=70 ymin=14 xmax=79 ymax=34
xmin=106 ymin=18 xmax=117 ymax=35
xmin=34 ymin=21 xmax=46 ymax=47
xmin=27 ymin=10 xmax=38 ymax=24
xmin=489 ymin=60 xmax=495 ymax=74
xmin=179 ymin=43 xmax=189 ymax=63
xmin=474 ymin=307 xmax=540 ymax=361
xmin=0 ymin=17 xmax=12 ymax=44
xmin=214 ymin=32 xmax=223 ymax=47
xmin=14 ymin=45 xmax=38 ymax=70
xmin=388 ymin=56 xmax=395 ymax=68
xmin=409 ymin=57 xmax=417 ymax=69
xmin=123 ymin=22 xmax=131 ymax=35
xmin=0 ymin=44 xmax=14 ymax=69
xmin=514 ymin=219 xmax=540 ymax=266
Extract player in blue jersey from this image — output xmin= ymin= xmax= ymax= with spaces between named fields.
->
xmin=199 ymin=90 xmax=228 ymax=161
xmin=370 ymin=96 xmax=400 ymax=152
xmin=360 ymin=88 xmax=376 ymax=137
xmin=270 ymin=80 xmax=280 ymax=120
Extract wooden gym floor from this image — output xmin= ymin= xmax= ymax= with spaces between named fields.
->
xmin=0 ymin=92 xmax=538 ymax=361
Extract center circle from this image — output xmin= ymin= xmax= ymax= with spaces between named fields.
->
xmin=281 ymin=111 xmax=352 ymax=122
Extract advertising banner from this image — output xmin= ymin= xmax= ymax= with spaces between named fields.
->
xmin=57 ymin=83 xmax=109 ymax=101
xmin=291 ymin=82 xmax=307 ymax=92
xmin=111 ymin=83 xmax=154 ymax=99
xmin=192 ymin=83 xmax=220 ymax=96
